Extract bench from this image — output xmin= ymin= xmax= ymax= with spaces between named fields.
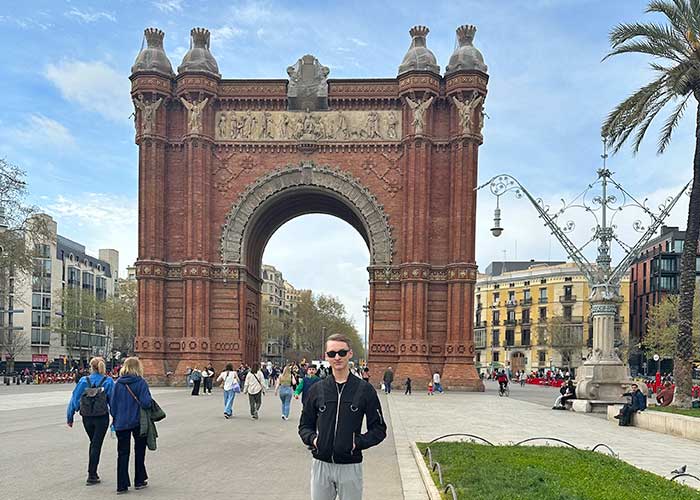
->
xmin=606 ymin=405 xmax=700 ymax=442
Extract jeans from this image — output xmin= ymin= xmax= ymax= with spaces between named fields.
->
xmin=434 ymin=383 xmax=443 ymax=393
xmin=248 ymin=392 xmax=262 ymax=417
xmin=384 ymin=381 xmax=392 ymax=394
xmin=279 ymin=385 xmax=292 ymax=418
xmin=82 ymin=415 xmax=109 ymax=477
xmin=204 ymin=377 xmax=213 ymax=393
xmin=191 ymin=379 xmax=201 ymax=395
xmin=223 ymin=389 xmax=235 ymax=416
xmin=116 ymin=427 xmax=147 ymax=491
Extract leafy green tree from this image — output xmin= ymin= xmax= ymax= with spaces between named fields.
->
xmin=602 ymin=0 xmax=700 ymax=406
xmin=644 ymin=290 xmax=700 ymax=360
xmin=55 ymin=287 xmax=103 ymax=363
xmin=0 ymin=159 xmax=49 ymax=371
xmin=547 ymin=316 xmax=586 ymax=370
xmin=104 ymin=280 xmax=137 ymax=355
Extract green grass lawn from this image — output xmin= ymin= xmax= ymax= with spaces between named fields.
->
xmin=647 ymin=405 xmax=700 ymax=418
xmin=417 ymin=442 xmax=700 ymax=500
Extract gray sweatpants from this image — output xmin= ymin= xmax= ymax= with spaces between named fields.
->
xmin=311 ymin=459 xmax=363 ymax=500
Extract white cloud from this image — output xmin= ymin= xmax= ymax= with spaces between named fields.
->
xmin=210 ymin=25 xmax=245 ymax=45
xmin=0 ymin=15 xmax=52 ymax=30
xmin=4 ymin=113 xmax=76 ymax=150
xmin=65 ymin=8 xmax=116 ymax=23
xmin=153 ymin=0 xmax=184 ymax=13
xmin=45 ymin=60 xmax=132 ymax=124
xmin=349 ymin=37 xmax=368 ymax=47
xmin=43 ymin=193 xmax=138 ymax=277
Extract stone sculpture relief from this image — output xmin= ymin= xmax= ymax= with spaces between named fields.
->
xmin=214 ymin=110 xmax=402 ymax=142
xmin=180 ymin=96 xmax=209 ymax=134
xmin=287 ymin=54 xmax=330 ymax=111
xmin=405 ymin=96 xmax=434 ymax=135
xmin=132 ymin=94 xmax=163 ymax=134
xmin=452 ymin=92 xmax=485 ymax=135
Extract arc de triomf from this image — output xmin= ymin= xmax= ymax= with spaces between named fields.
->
xmin=131 ymin=24 xmax=488 ymax=389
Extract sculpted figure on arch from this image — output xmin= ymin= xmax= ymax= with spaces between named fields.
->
xmin=405 ymin=95 xmax=434 ymax=135
xmin=133 ymin=94 xmax=163 ymax=134
xmin=452 ymin=92 xmax=484 ymax=135
xmin=180 ymin=96 xmax=209 ymax=134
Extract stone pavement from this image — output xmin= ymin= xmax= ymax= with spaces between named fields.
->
xmin=0 ymin=385 xmax=403 ymax=500
xmin=385 ymin=386 xmax=700 ymax=495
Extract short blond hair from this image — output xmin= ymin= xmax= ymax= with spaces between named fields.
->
xmin=89 ymin=357 xmax=106 ymax=375
xmin=326 ymin=333 xmax=352 ymax=350
xmin=119 ymin=357 xmax=144 ymax=377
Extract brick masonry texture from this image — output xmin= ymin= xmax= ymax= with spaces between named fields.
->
xmin=132 ymin=68 xmax=488 ymax=390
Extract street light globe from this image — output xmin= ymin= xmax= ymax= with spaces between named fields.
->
xmin=490 ymin=226 xmax=503 ymax=237
xmin=490 ymin=206 xmax=503 ymax=237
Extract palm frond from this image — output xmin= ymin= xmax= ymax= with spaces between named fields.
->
xmin=688 ymin=0 xmax=700 ymax=36
xmin=631 ymin=93 xmax=675 ymax=152
xmin=657 ymin=94 xmax=691 ymax=152
xmin=648 ymin=0 xmax=690 ymax=34
xmin=602 ymin=75 xmax=670 ymax=153
xmin=607 ymin=22 xmax=689 ymax=62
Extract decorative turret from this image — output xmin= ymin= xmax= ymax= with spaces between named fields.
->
xmin=178 ymin=28 xmax=220 ymax=77
xmin=131 ymin=28 xmax=175 ymax=77
xmin=445 ymin=25 xmax=487 ymax=75
xmin=398 ymin=25 xmax=440 ymax=75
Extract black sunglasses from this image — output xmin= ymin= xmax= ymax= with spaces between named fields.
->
xmin=326 ymin=349 xmax=349 ymax=358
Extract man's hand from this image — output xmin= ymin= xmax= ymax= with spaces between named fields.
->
xmin=313 ymin=437 xmax=318 ymax=448
xmin=352 ymin=434 xmax=356 ymax=451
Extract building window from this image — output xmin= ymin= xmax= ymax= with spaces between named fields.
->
xmin=505 ymin=330 xmax=515 ymax=346
xmin=539 ymin=307 xmax=547 ymax=320
xmin=493 ymin=292 xmax=500 ymax=304
xmin=673 ymin=240 xmax=684 ymax=253
xmin=522 ymin=309 xmax=530 ymax=324
xmin=539 ymin=351 xmax=547 ymax=364
xmin=540 ymin=279 xmax=547 ymax=284
xmin=521 ymin=329 xmax=531 ymax=346
xmin=563 ymin=285 xmax=573 ymax=299
xmin=660 ymin=258 xmax=677 ymax=272
xmin=563 ymin=306 xmax=572 ymax=321
xmin=659 ymin=276 xmax=678 ymax=291
xmin=524 ymin=281 xmax=530 ymax=286
xmin=493 ymin=351 xmax=500 ymax=362
xmin=539 ymin=288 xmax=547 ymax=303
xmin=492 ymin=310 xmax=500 ymax=324
xmin=492 ymin=330 xmax=500 ymax=347
xmin=564 ymin=276 xmax=572 ymax=282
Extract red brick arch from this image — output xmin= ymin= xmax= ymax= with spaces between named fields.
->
xmin=132 ymin=50 xmax=486 ymax=390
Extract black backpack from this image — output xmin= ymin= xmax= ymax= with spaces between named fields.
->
xmin=80 ymin=376 xmax=109 ymax=417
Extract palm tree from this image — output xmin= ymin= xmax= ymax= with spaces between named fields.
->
xmin=602 ymin=0 xmax=700 ymax=407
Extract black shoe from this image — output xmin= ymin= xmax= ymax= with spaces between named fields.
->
xmin=116 ymin=489 xmax=129 ymax=494
xmin=86 ymin=476 xmax=101 ymax=485
xmin=135 ymin=482 xmax=148 ymax=490
xmin=613 ymin=415 xmax=620 ymax=419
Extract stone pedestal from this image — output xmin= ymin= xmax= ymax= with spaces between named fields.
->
xmin=576 ymin=288 xmax=642 ymax=400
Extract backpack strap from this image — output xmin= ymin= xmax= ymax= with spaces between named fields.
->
xmin=97 ymin=376 xmax=107 ymax=388
xmin=125 ymin=384 xmax=140 ymax=405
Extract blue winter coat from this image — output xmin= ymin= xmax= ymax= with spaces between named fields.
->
xmin=110 ymin=375 xmax=153 ymax=431
xmin=66 ymin=373 xmax=115 ymax=424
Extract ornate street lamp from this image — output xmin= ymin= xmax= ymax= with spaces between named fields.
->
xmin=477 ymin=140 xmax=690 ymax=401
xmin=362 ymin=298 xmax=370 ymax=360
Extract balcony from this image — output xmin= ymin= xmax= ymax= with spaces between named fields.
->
xmin=474 ymin=321 xmax=487 ymax=329
xmin=563 ymin=315 xmax=584 ymax=324
xmin=505 ymin=318 xmax=518 ymax=326
xmin=492 ymin=319 xmax=501 ymax=326
xmin=521 ymin=316 xmax=531 ymax=326
xmin=519 ymin=298 xmax=533 ymax=306
xmin=559 ymin=294 xmax=577 ymax=303
xmin=538 ymin=297 xmax=548 ymax=304
xmin=505 ymin=300 xmax=518 ymax=309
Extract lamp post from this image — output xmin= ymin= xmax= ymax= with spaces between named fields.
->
xmin=477 ymin=140 xmax=689 ymax=401
xmin=320 ymin=326 xmax=326 ymax=362
xmin=362 ymin=298 xmax=370 ymax=360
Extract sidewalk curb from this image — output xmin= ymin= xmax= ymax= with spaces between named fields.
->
xmin=410 ymin=442 xmax=443 ymax=500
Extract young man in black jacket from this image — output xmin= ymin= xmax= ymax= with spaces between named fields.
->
xmin=298 ymin=333 xmax=387 ymax=500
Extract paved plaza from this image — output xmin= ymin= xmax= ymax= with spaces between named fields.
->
xmin=3 ymin=381 xmax=700 ymax=499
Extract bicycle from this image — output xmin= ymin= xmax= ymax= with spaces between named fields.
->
xmin=498 ymin=384 xmax=510 ymax=397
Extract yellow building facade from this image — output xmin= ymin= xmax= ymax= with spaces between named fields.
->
xmin=474 ymin=262 xmax=630 ymax=375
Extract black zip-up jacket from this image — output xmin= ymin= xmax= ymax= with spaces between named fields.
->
xmin=298 ymin=373 xmax=386 ymax=464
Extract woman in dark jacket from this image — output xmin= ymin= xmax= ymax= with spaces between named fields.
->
xmin=110 ymin=357 xmax=153 ymax=494
xmin=66 ymin=357 xmax=114 ymax=485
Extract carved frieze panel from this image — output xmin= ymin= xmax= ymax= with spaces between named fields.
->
xmin=214 ymin=110 xmax=401 ymax=142
xmin=213 ymin=151 xmax=258 ymax=193
xmin=361 ymin=154 xmax=403 ymax=198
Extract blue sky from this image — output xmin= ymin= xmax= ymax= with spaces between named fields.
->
xmin=0 ymin=0 xmax=695 ymax=330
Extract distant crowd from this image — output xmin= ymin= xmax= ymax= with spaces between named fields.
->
xmin=2 ymin=366 xmax=123 ymax=385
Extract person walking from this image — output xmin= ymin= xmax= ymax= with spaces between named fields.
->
xmin=216 ymin=363 xmax=240 ymax=418
xmin=66 ymin=357 xmax=115 ymax=485
xmin=275 ymin=364 xmax=294 ymax=420
xmin=110 ymin=357 xmax=153 ymax=494
xmin=201 ymin=366 xmax=211 ymax=395
xmin=404 ymin=377 xmax=412 ymax=395
xmin=299 ymin=333 xmax=387 ymax=500
xmin=190 ymin=366 xmax=202 ymax=396
xmin=243 ymin=362 xmax=265 ymax=419
xmin=294 ymin=364 xmax=321 ymax=404
xmin=204 ymin=362 xmax=215 ymax=394
xmin=382 ymin=367 xmax=394 ymax=394
xmin=432 ymin=372 xmax=443 ymax=394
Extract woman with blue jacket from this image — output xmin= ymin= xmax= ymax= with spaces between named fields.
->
xmin=110 ymin=357 xmax=153 ymax=494
xmin=66 ymin=357 xmax=114 ymax=485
